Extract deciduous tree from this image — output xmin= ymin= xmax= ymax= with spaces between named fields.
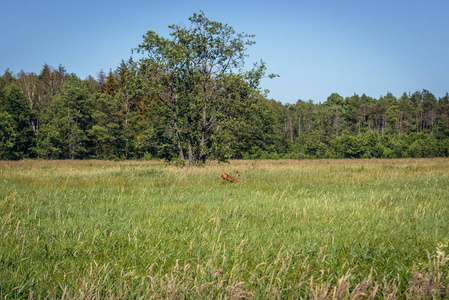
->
xmin=134 ymin=11 xmax=274 ymax=165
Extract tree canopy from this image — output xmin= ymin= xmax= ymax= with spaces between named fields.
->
xmin=1 ymin=12 xmax=449 ymax=162
xmin=133 ymin=12 xmax=271 ymax=165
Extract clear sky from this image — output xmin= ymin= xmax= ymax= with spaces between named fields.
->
xmin=1 ymin=0 xmax=448 ymax=104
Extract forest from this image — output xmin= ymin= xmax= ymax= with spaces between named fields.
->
xmin=1 ymin=13 xmax=449 ymax=164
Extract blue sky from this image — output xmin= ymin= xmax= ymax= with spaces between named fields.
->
xmin=1 ymin=0 xmax=448 ymax=103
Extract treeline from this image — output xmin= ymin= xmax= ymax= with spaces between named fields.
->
xmin=1 ymin=12 xmax=449 ymax=162
xmin=1 ymin=65 xmax=448 ymax=161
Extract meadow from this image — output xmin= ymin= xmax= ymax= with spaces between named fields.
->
xmin=1 ymin=159 xmax=449 ymax=299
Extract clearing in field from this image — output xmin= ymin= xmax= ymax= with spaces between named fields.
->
xmin=1 ymin=159 xmax=449 ymax=299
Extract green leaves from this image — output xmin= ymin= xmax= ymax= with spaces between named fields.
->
xmin=38 ymin=76 xmax=91 ymax=159
xmin=0 ymin=86 xmax=35 ymax=159
xmin=3 ymin=13 xmax=449 ymax=162
xmin=134 ymin=11 xmax=271 ymax=165
xmin=0 ymin=111 xmax=18 ymax=159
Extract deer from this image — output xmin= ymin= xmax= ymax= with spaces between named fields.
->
xmin=219 ymin=171 xmax=240 ymax=183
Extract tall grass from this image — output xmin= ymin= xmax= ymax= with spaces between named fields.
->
xmin=1 ymin=159 xmax=449 ymax=299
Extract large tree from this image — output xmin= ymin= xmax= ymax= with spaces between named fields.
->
xmin=134 ymin=11 xmax=274 ymax=165
xmin=38 ymin=75 xmax=91 ymax=159
xmin=0 ymin=85 xmax=35 ymax=159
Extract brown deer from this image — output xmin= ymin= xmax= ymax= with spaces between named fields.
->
xmin=219 ymin=171 xmax=240 ymax=182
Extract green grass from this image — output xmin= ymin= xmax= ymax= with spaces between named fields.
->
xmin=1 ymin=159 xmax=449 ymax=299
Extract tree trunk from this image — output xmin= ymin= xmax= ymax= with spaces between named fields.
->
xmin=198 ymin=102 xmax=207 ymax=163
xmin=188 ymin=143 xmax=193 ymax=166
xmin=290 ymin=118 xmax=293 ymax=143
xmin=174 ymin=121 xmax=184 ymax=161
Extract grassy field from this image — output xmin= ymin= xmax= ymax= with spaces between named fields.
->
xmin=1 ymin=159 xmax=449 ymax=299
